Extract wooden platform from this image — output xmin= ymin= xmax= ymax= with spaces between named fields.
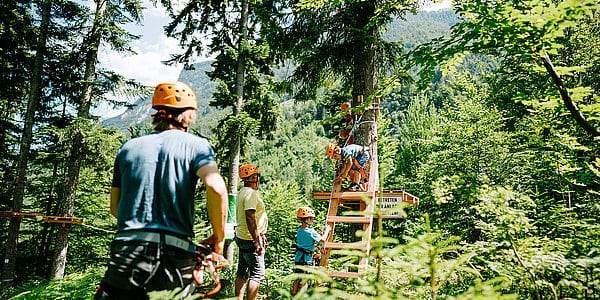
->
xmin=1 ymin=211 xmax=84 ymax=225
xmin=313 ymin=190 xmax=419 ymax=205
xmin=0 ymin=211 xmax=44 ymax=218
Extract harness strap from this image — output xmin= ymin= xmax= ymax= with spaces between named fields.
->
xmin=352 ymin=158 xmax=367 ymax=180
xmin=296 ymin=246 xmax=314 ymax=265
xmin=296 ymin=246 xmax=313 ymax=255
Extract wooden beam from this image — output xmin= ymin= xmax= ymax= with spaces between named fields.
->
xmin=0 ymin=211 xmax=44 ymax=218
xmin=325 ymin=270 xmax=360 ymax=279
xmin=326 ymin=216 xmax=371 ymax=224
xmin=43 ymin=215 xmax=85 ymax=225
xmin=323 ymin=241 xmax=366 ymax=250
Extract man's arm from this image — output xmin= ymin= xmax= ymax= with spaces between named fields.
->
xmin=196 ymin=163 xmax=228 ymax=254
xmin=110 ymin=187 xmax=120 ymax=218
xmin=336 ymin=157 xmax=353 ymax=181
xmin=245 ymin=209 xmax=264 ymax=255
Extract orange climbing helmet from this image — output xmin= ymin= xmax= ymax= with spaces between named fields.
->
xmin=152 ymin=81 xmax=198 ymax=110
xmin=239 ymin=163 xmax=259 ymax=179
xmin=297 ymin=207 xmax=315 ymax=218
xmin=326 ymin=143 xmax=340 ymax=159
xmin=340 ymin=102 xmax=351 ymax=111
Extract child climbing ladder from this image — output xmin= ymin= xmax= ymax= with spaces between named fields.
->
xmin=292 ymin=206 xmax=331 ymax=295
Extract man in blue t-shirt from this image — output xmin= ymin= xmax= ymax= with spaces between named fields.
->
xmin=326 ymin=143 xmax=370 ymax=191
xmin=292 ymin=207 xmax=330 ymax=296
xmin=95 ymin=82 xmax=229 ymax=299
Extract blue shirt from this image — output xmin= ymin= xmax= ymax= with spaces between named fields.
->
xmin=112 ymin=130 xmax=215 ymax=238
xmin=295 ymin=227 xmax=322 ymax=264
xmin=341 ymin=144 xmax=369 ymax=168
xmin=341 ymin=144 xmax=365 ymax=159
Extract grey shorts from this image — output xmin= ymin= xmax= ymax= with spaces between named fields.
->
xmin=235 ymin=237 xmax=265 ymax=283
xmin=99 ymin=239 xmax=196 ymax=297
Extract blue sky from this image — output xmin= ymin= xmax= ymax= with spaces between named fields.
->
xmin=98 ymin=2 xmax=183 ymax=86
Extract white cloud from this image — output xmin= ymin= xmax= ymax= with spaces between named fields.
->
xmin=98 ymin=3 xmax=183 ymax=86
xmin=421 ymin=0 xmax=452 ymax=11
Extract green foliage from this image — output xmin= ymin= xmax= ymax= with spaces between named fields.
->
xmin=5 ymin=2 xmax=600 ymax=300
xmin=245 ymin=101 xmax=332 ymax=197
xmin=377 ymin=117 xmax=399 ymax=185
xmin=410 ymin=0 xmax=600 ymax=136
xmin=271 ymin=0 xmax=418 ymax=101
xmin=262 ymin=182 xmax=305 ymax=268
xmin=463 ymin=185 xmax=600 ymax=298
xmin=5 ymin=269 xmax=102 ymax=299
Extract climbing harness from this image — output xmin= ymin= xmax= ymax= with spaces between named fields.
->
xmin=193 ymin=243 xmax=229 ymax=298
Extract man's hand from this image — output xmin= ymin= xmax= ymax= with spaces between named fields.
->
xmin=201 ymin=234 xmax=225 ymax=254
xmin=260 ymin=232 xmax=268 ymax=249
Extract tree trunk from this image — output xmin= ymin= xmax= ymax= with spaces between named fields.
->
xmin=37 ymin=160 xmax=59 ymax=276
xmin=352 ymin=2 xmax=378 ymax=148
xmin=1 ymin=0 xmax=51 ymax=286
xmin=223 ymin=0 xmax=249 ymax=265
xmin=228 ymin=0 xmax=249 ymax=195
xmin=51 ymin=0 xmax=107 ymax=279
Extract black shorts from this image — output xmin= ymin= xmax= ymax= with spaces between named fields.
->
xmin=97 ymin=240 xmax=195 ymax=298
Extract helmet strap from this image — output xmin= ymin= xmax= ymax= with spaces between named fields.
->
xmin=243 ymin=174 xmax=259 ymax=188
xmin=301 ymin=217 xmax=313 ymax=226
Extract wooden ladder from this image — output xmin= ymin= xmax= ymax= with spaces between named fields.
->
xmin=313 ymin=148 xmax=419 ymax=279
xmin=313 ymin=142 xmax=380 ymax=279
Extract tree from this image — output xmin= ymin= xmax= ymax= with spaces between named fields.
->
xmin=0 ymin=0 xmax=145 ymax=283
xmin=1 ymin=0 xmax=52 ymax=285
xmin=0 ymin=1 xmax=33 ymax=217
xmin=156 ymin=0 xmax=279 ymax=263
xmin=268 ymin=0 xmax=423 ymax=186
xmin=157 ymin=0 xmax=278 ymax=191
xmin=410 ymin=0 xmax=600 ymax=136
xmin=50 ymin=0 xmax=143 ymax=280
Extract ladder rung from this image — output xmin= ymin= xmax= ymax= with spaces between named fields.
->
xmin=323 ymin=242 xmax=366 ymax=250
xmin=327 ymin=216 xmax=371 ymax=224
xmin=313 ymin=191 xmax=372 ymax=201
xmin=326 ymin=270 xmax=360 ymax=279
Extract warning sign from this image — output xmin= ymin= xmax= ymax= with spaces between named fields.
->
xmin=376 ymin=191 xmax=419 ymax=218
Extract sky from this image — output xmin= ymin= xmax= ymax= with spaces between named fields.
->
xmin=98 ymin=0 xmax=452 ymax=88
xmin=98 ymin=3 xmax=183 ymax=87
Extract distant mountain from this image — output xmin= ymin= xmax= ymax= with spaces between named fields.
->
xmin=102 ymin=9 xmax=457 ymax=131
xmin=385 ymin=9 xmax=458 ymax=49
xmin=102 ymin=60 xmax=218 ymax=130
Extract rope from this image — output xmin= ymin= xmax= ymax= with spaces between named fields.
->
xmin=80 ymin=223 xmax=117 ymax=234
xmin=343 ymin=112 xmax=364 ymax=147
xmin=76 ymin=223 xmax=212 ymax=238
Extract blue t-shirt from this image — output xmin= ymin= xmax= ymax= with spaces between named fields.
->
xmin=341 ymin=144 xmax=369 ymax=168
xmin=295 ymin=227 xmax=322 ymax=264
xmin=112 ymin=130 xmax=215 ymax=238
xmin=341 ymin=144 xmax=365 ymax=159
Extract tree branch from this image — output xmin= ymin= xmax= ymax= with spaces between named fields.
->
xmin=541 ymin=52 xmax=600 ymax=137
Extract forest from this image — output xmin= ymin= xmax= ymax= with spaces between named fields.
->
xmin=1 ymin=0 xmax=599 ymax=299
